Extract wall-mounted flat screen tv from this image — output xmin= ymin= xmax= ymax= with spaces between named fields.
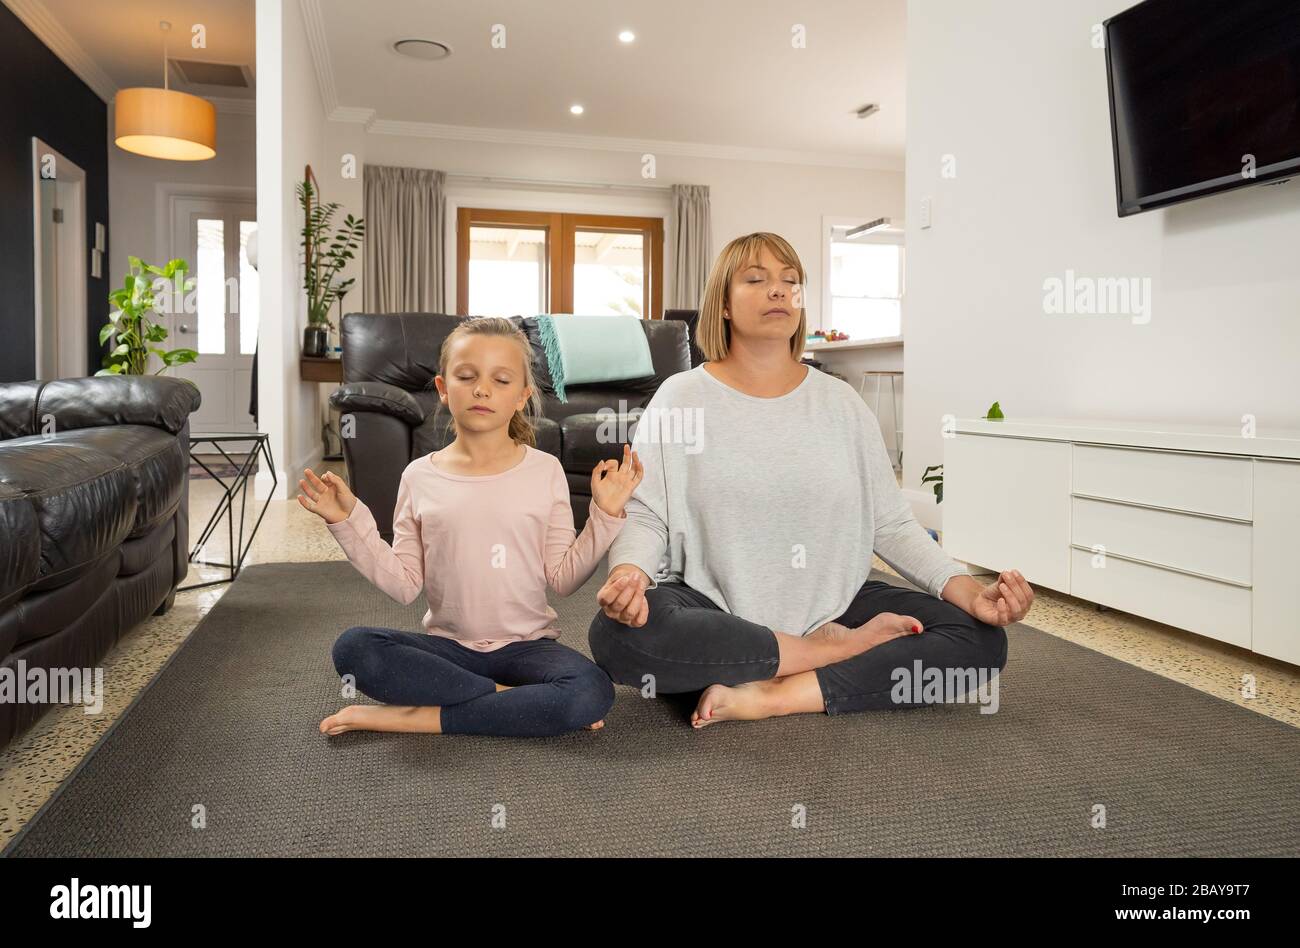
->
xmin=1104 ymin=0 xmax=1300 ymax=216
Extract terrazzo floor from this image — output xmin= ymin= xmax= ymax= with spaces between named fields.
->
xmin=2 ymin=459 xmax=1297 ymax=850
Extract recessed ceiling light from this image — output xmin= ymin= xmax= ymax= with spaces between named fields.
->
xmin=618 ymin=30 xmax=635 ymax=43
xmin=570 ymin=104 xmax=584 ymax=115
xmin=392 ymin=39 xmax=452 ymax=60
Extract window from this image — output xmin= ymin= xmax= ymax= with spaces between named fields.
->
xmin=826 ymin=227 xmax=904 ymax=340
xmin=457 ymin=209 xmax=663 ymax=318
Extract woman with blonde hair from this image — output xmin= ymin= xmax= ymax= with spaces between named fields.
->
xmin=590 ymin=233 xmax=1031 ymax=726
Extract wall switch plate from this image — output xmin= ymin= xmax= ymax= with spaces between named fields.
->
xmin=920 ymin=197 xmax=933 ymax=229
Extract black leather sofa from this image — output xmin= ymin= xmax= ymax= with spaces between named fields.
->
xmin=329 ymin=312 xmax=695 ymax=540
xmin=0 ymin=376 xmax=200 ymax=750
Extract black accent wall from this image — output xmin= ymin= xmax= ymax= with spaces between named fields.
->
xmin=0 ymin=2 xmax=110 ymax=383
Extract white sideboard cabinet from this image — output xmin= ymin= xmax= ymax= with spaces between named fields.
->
xmin=942 ymin=418 xmax=1300 ymax=665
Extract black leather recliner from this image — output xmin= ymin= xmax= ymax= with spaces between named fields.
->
xmin=0 ymin=376 xmax=200 ymax=750
xmin=329 ymin=313 xmax=695 ymax=540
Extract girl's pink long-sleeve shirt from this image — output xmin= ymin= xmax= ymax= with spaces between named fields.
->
xmin=326 ymin=445 xmax=625 ymax=652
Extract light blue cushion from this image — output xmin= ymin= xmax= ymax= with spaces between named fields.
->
xmin=535 ymin=315 xmax=654 ymax=402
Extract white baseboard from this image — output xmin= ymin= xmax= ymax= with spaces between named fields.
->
xmin=255 ymin=443 xmax=324 ymax=501
xmin=254 ymin=468 xmax=287 ymax=501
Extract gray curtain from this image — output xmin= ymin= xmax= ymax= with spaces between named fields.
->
xmin=363 ymin=164 xmax=446 ymax=313
xmin=668 ymin=184 xmax=711 ymax=309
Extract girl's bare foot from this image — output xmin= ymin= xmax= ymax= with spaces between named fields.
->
xmin=322 ymin=699 xmax=605 ymax=734
xmin=319 ymin=704 xmax=441 ymax=735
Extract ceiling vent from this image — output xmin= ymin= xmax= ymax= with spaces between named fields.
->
xmin=170 ymin=59 xmax=251 ymax=88
xmin=393 ymin=39 xmax=452 ymax=60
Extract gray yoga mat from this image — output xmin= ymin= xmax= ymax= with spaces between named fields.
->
xmin=5 ymin=561 xmax=1298 ymax=857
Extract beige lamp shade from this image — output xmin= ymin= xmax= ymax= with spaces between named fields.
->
xmin=114 ymin=87 xmax=216 ymax=160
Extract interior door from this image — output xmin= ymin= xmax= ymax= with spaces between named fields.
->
xmin=167 ymin=198 xmax=258 ymax=432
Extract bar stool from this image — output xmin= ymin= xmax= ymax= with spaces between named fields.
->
xmin=859 ymin=370 xmax=903 ymax=469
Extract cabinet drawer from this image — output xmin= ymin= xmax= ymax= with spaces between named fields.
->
xmin=1072 ymin=445 xmax=1251 ymax=520
xmin=1069 ymin=549 xmax=1251 ymax=649
xmin=1070 ymin=496 xmax=1251 ymax=585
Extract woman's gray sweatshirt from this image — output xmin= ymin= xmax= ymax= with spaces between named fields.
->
xmin=608 ymin=363 xmax=969 ymax=636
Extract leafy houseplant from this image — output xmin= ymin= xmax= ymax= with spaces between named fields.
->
xmin=922 ymin=464 xmax=944 ymax=504
xmin=96 ymin=257 xmax=198 ymax=379
xmin=297 ymin=170 xmax=364 ymax=356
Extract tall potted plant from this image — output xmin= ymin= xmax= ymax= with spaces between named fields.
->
xmin=298 ymin=169 xmax=364 ymax=356
xmin=95 ymin=256 xmax=198 ymax=379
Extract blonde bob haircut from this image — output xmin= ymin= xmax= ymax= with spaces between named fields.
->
xmin=695 ymin=232 xmax=807 ymax=363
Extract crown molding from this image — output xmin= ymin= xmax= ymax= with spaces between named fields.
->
xmin=359 ymin=117 xmax=902 ymax=171
xmin=4 ymin=0 xmax=117 ymax=101
xmin=329 ymin=106 xmax=377 ymax=124
xmin=299 ymin=0 xmax=338 ymax=114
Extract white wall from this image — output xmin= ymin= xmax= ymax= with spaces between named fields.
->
xmin=317 ymin=124 xmax=904 ymax=324
xmin=903 ymin=0 xmax=1300 ymax=522
xmin=255 ymin=0 xmax=327 ymax=498
xmin=108 ymin=109 xmax=256 ymax=281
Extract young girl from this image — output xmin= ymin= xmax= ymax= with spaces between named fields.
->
xmin=299 ymin=316 xmax=643 ymax=738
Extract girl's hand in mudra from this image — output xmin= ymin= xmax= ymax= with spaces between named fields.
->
xmin=591 ymin=443 xmax=643 ymax=519
xmin=297 ymin=468 xmax=357 ymax=525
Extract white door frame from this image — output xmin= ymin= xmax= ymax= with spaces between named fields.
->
xmin=32 ymin=138 xmax=87 ymax=380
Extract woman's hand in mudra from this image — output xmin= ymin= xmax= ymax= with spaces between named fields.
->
xmin=297 ymin=468 xmax=357 ymax=525
xmin=591 ymin=443 xmax=643 ymax=519
xmin=971 ymin=569 xmax=1034 ymax=626
xmin=598 ymin=564 xmax=651 ymax=627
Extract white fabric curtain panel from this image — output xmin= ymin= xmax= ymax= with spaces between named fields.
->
xmin=668 ymin=184 xmax=711 ymax=309
xmin=363 ymin=164 xmax=446 ymax=313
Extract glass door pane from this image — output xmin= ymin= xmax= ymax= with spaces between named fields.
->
xmin=573 ymin=230 xmax=644 ymax=316
xmin=239 ymin=220 xmax=259 ymax=354
xmin=467 ymin=225 xmax=547 ymax=315
xmin=195 ymin=217 xmax=226 ymax=354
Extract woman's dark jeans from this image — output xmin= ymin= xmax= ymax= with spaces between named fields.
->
xmin=332 ymin=627 xmax=615 ymax=737
xmin=588 ymin=578 xmax=1008 ymax=714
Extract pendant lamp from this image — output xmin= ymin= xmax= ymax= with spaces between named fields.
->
xmin=114 ymin=21 xmax=216 ymax=161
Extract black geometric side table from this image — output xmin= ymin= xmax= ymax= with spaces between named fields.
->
xmin=180 ymin=432 xmax=277 ymax=591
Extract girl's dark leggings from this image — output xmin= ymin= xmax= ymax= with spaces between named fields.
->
xmin=331 ymin=627 xmax=614 ymax=737
xmin=588 ymin=578 xmax=1009 ymax=714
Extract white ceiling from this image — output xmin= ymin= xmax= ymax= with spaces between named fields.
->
xmin=13 ymin=0 xmax=906 ymax=165
xmin=15 ymin=0 xmax=254 ymax=101
xmin=313 ymin=0 xmax=906 ymax=164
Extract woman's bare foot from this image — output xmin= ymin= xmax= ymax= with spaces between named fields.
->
xmin=807 ymin=611 xmax=923 ymax=661
xmin=319 ymin=704 xmax=441 ymax=735
xmin=691 ymin=680 xmax=787 ymax=728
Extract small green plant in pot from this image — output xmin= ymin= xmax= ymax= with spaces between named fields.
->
xmin=920 ymin=464 xmax=943 ymax=542
xmin=96 ymin=256 xmax=198 ymax=379
xmin=298 ymin=170 xmax=364 ymax=356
